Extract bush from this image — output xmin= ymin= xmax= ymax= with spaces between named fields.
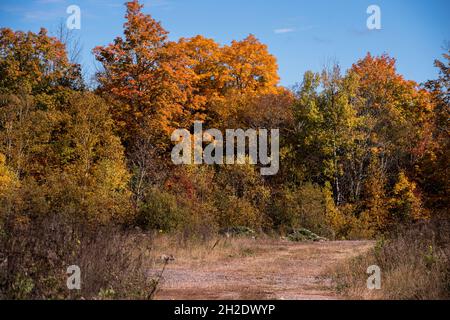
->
xmin=212 ymin=163 xmax=269 ymax=230
xmin=215 ymin=195 xmax=262 ymax=230
xmin=137 ymin=188 xmax=188 ymax=232
xmin=144 ymin=166 xmax=218 ymax=241
xmin=179 ymin=205 xmax=219 ymax=242
xmin=287 ymin=228 xmax=327 ymax=242
xmin=269 ymin=183 xmax=345 ymax=239
xmin=0 ymin=212 xmax=154 ymax=300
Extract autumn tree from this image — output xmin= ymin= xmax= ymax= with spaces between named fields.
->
xmin=53 ymin=92 xmax=132 ymax=223
xmin=0 ymin=93 xmax=65 ymax=179
xmin=420 ymin=46 xmax=450 ymax=212
xmin=0 ymin=153 xmax=18 ymax=199
xmin=93 ymin=0 xmax=200 ymax=208
xmin=177 ymin=35 xmax=227 ymax=105
xmin=0 ymin=92 xmax=131 ymax=223
xmin=94 ymin=0 xmax=199 ymax=148
xmin=94 ymin=1 xmax=283 ymax=139
xmin=177 ymin=33 xmax=284 ymax=129
xmin=351 ymin=54 xmax=435 ymax=180
xmin=389 ymin=171 xmax=426 ymax=223
xmin=289 ymin=54 xmax=437 ymax=235
xmin=359 ymin=156 xmax=389 ymax=232
xmin=292 ymin=66 xmax=364 ymax=205
xmin=222 ymin=34 xmax=279 ymax=95
xmin=0 ymin=28 xmax=83 ymax=94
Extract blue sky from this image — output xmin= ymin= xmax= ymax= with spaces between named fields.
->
xmin=1 ymin=0 xmax=449 ymax=86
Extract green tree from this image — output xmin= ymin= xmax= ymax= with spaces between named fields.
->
xmin=293 ymin=66 xmax=363 ymax=205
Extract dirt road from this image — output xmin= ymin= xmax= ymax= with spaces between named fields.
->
xmin=153 ymin=240 xmax=374 ymax=300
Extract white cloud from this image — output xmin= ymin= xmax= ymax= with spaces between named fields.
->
xmin=274 ymin=28 xmax=295 ymax=34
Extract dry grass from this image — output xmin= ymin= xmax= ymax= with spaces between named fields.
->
xmin=329 ymin=219 xmax=450 ymax=300
xmin=0 ymin=213 xmax=156 ymax=300
xmin=146 ymin=234 xmax=271 ymax=269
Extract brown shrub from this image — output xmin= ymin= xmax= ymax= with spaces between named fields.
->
xmin=330 ymin=219 xmax=450 ymax=300
xmin=0 ymin=212 xmax=155 ymax=300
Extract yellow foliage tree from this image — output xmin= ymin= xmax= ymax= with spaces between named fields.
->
xmin=0 ymin=153 xmax=18 ymax=198
xmin=389 ymin=172 xmax=427 ymax=223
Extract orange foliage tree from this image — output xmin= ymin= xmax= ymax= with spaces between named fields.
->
xmin=94 ymin=0 xmax=200 ymax=149
xmin=222 ymin=34 xmax=280 ymax=95
xmin=351 ymin=53 xmax=435 ymax=174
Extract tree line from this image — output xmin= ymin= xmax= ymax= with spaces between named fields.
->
xmin=1 ymin=0 xmax=448 ymax=240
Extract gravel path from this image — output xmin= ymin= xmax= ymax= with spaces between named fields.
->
xmin=153 ymin=240 xmax=374 ymax=300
